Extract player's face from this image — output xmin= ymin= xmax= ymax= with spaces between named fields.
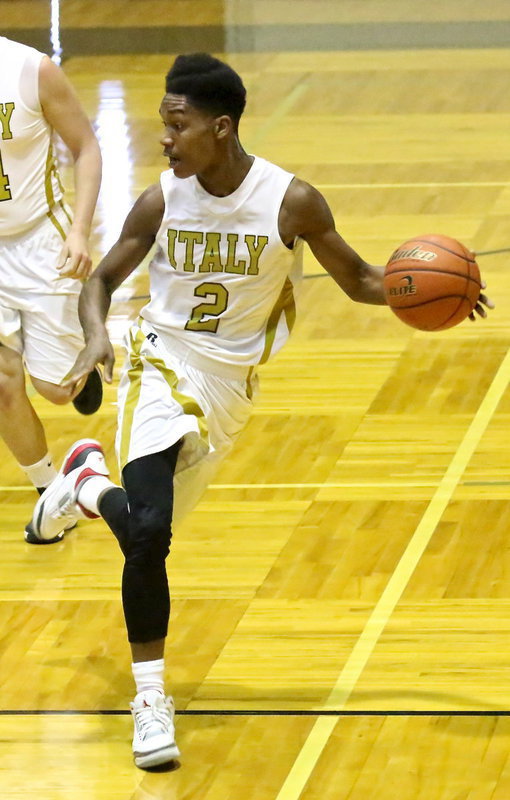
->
xmin=159 ymin=94 xmax=219 ymax=178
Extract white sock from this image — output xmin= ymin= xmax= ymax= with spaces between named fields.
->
xmin=19 ymin=452 xmax=56 ymax=489
xmin=76 ymin=475 xmax=116 ymax=515
xmin=132 ymin=659 xmax=165 ymax=696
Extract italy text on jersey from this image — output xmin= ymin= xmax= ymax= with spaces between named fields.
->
xmin=165 ymin=229 xmax=269 ymax=275
xmin=0 ymin=102 xmax=15 ymax=201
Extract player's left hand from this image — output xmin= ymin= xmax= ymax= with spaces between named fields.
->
xmin=469 ymin=281 xmax=495 ymax=321
xmin=55 ymin=230 xmax=93 ymax=281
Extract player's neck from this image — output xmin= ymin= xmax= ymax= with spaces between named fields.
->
xmin=196 ymin=147 xmax=254 ymax=198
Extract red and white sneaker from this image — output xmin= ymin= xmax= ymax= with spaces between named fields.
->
xmin=131 ymin=690 xmax=180 ymax=769
xmin=25 ymin=439 xmax=109 ymax=543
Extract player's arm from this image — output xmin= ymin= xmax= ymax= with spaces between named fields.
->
xmin=281 ymin=179 xmax=493 ymax=317
xmin=280 ymin=178 xmax=386 ymax=305
xmin=39 ymin=56 xmax=102 ymax=280
xmin=62 ymin=183 xmax=164 ymax=390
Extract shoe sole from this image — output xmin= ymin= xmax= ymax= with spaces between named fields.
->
xmin=24 ymin=521 xmax=64 ymax=544
xmin=134 ymin=742 xmax=181 ymax=769
xmin=24 ymin=518 xmax=76 ymax=544
xmin=72 ymin=366 xmax=103 ymax=415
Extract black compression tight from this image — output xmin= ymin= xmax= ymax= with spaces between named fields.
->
xmin=98 ymin=444 xmax=180 ymax=643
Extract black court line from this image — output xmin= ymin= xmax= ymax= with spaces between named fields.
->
xmin=0 ymin=709 xmax=509 ymax=717
xmin=475 ymin=247 xmax=510 ymax=256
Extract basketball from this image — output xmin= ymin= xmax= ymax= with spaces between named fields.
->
xmin=383 ymin=234 xmax=481 ymax=331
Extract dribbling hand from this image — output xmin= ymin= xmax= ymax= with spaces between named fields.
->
xmin=469 ymin=280 xmax=495 ymax=321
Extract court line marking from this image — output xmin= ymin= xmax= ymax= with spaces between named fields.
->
xmin=275 ymin=347 xmax=510 ymax=800
xmin=2 ymin=480 xmax=505 ymax=492
xmin=0 ymin=481 xmax=455 ymax=492
xmin=245 ymin=76 xmax=311 ymax=152
xmin=0 ymin=709 xmax=509 ymax=717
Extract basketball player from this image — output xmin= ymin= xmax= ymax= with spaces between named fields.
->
xmin=26 ymin=54 xmax=492 ymax=767
xmin=0 ymin=36 xmax=103 ymax=543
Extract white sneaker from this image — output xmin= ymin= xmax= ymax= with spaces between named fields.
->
xmin=25 ymin=439 xmax=109 ymax=542
xmin=131 ymin=690 xmax=180 ymax=768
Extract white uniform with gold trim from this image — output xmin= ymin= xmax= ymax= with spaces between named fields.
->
xmin=0 ymin=36 xmax=83 ymax=383
xmin=142 ymin=156 xmax=303 ymax=367
xmin=116 ymin=157 xmax=303 ymax=520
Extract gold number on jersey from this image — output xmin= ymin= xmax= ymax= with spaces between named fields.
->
xmin=0 ymin=147 xmax=12 ymax=201
xmin=185 ymin=282 xmax=229 ymax=333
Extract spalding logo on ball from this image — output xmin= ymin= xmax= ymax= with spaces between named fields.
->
xmin=383 ymin=234 xmax=481 ymax=331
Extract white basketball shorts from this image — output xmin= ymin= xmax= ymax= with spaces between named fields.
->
xmin=116 ymin=319 xmax=258 ymax=523
xmin=0 ymin=207 xmax=83 ymax=384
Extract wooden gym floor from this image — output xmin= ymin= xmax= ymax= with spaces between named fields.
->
xmin=1 ymin=1 xmax=510 ymax=798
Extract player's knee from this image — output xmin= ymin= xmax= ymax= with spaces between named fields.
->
xmin=0 ymin=351 xmax=26 ymax=410
xmin=30 ymin=376 xmax=72 ymax=405
xmin=42 ymin=388 xmax=70 ymax=406
xmin=125 ymin=505 xmax=173 ymax=565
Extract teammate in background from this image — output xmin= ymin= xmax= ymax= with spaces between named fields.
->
xmin=0 ymin=36 xmax=103 ymax=543
xmin=26 ymin=54 xmax=493 ymax=767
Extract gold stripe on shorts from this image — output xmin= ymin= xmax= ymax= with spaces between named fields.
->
xmin=119 ymin=327 xmax=210 ymax=470
xmin=146 ymin=350 xmax=210 ymax=447
xmin=119 ymin=329 xmax=143 ymax=470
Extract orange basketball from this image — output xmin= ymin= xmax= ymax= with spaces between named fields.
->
xmin=383 ymin=234 xmax=481 ymax=331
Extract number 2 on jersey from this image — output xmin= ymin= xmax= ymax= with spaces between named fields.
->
xmin=185 ymin=282 xmax=229 ymax=333
xmin=0 ymin=146 xmax=11 ymax=201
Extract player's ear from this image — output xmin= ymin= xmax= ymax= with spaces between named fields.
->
xmin=214 ymin=115 xmax=231 ymax=138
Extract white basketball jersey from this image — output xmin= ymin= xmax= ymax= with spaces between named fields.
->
xmin=0 ymin=37 xmax=65 ymax=236
xmin=141 ymin=156 xmax=303 ymax=368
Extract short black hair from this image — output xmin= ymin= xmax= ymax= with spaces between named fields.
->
xmin=165 ymin=53 xmax=246 ymax=125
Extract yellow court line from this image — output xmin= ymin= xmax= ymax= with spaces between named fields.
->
xmin=275 ymin=348 xmax=510 ymax=800
xmin=0 ymin=481 xmax=439 ymax=492
xmin=245 ymin=77 xmax=310 ymax=152
xmin=210 ymin=482 xmax=437 ymax=489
